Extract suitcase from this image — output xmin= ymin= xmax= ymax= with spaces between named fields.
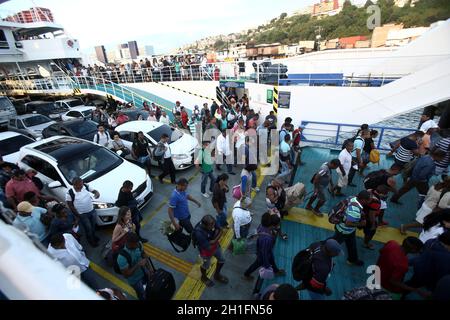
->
xmin=145 ymin=257 xmax=176 ymax=300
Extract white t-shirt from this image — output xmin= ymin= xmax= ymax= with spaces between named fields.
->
xmin=216 ymin=134 xmax=231 ymax=156
xmin=160 ymin=116 xmax=170 ymax=125
xmin=419 ymin=119 xmax=438 ymax=133
xmin=66 ymin=186 xmax=94 ymax=214
xmin=339 ymin=148 xmax=353 ymax=175
xmin=163 ymin=142 xmax=171 ymax=159
xmin=47 ymin=233 xmax=90 ymax=272
xmin=94 ymin=131 xmax=110 ymax=147
xmin=232 ymin=201 xmax=252 ymax=239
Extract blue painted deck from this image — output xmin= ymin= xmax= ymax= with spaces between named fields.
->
xmin=263 ymin=146 xmax=429 ymax=300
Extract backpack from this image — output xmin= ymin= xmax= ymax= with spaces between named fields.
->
xmin=363 ymin=170 xmax=388 ymax=190
xmin=369 ymin=149 xmax=380 ymax=164
xmin=342 ymin=135 xmax=364 ymax=150
xmin=328 ymin=197 xmax=352 ymax=225
xmin=68 ymin=184 xmax=90 ymax=202
xmin=113 ymin=243 xmax=143 ymax=274
xmin=292 ymin=245 xmax=321 ymax=282
xmin=145 ymin=258 xmax=176 ymax=300
xmin=95 ymin=132 xmax=110 ymax=144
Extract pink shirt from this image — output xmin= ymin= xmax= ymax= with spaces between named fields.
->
xmin=5 ymin=178 xmax=40 ymax=203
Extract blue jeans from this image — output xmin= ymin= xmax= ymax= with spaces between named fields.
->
xmin=277 ymin=161 xmax=290 ymax=180
xmin=79 ymin=210 xmax=97 ymax=243
xmin=138 ymin=155 xmax=151 ymax=170
xmin=216 ymin=203 xmax=228 ymax=228
xmin=131 ymin=276 xmax=148 ymax=300
xmin=308 ymin=290 xmax=325 ymax=300
xmin=252 ymin=171 xmax=257 ymax=188
xmin=201 ymin=171 xmax=216 ymax=194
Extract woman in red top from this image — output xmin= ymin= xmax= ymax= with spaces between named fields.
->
xmin=180 ymin=107 xmax=189 ymax=128
xmin=111 ymin=206 xmax=136 ymax=252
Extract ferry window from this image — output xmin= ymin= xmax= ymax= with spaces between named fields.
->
xmin=0 ymin=30 xmax=8 ymax=49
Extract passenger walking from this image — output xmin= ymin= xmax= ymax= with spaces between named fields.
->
xmin=168 ymin=178 xmax=201 ymax=235
xmin=115 ymin=181 xmax=148 ymax=243
xmin=195 ymin=140 xmax=216 ymax=198
xmin=158 ymin=133 xmax=177 ymax=184
xmin=66 ymin=177 xmax=100 ymax=247
xmin=239 ymin=164 xmax=258 ymax=207
xmin=111 ymin=206 xmax=136 ymax=252
xmin=216 ymin=130 xmax=235 ymax=175
xmin=13 ymin=201 xmax=48 ymax=243
xmin=243 ymin=212 xmax=286 ymax=280
xmin=347 ymin=129 xmax=369 ymax=186
xmin=232 ymin=199 xmax=252 ymax=239
xmin=306 ymin=159 xmax=342 ymax=217
xmin=295 ymin=239 xmax=343 ymax=300
xmin=48 ymin=233 xmax=99 ymax=290
xmin=391 ymin=149 xmax=445 ymax=205
xmin=93 ymin=124 xmax=111 ymax=148
xmin=159 ymin=111 xmax=170 ymax=125
xmin=277 ymin=134 xmax=292 ymax=183
xmin=362 ymin=185 xmax=389 ymax=250
xmin=193 ymin=215 xmax=228 ymax=287
xmin=331 ymin=190 xmax=372 ymax=266
xmin=48 ymin=203 xmax=79 ymax=240
xmin=212 ymin=174 xmax=229 ymax=228
xmin=131 ymin=131 xmax=152 ymax=173
xmin=389 ymin=131 xmax=423 ymax=174
xmin=334 ymin=140 xmax=352 ymax=196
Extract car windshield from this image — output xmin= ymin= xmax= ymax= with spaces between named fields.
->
xmin=58 ymin=147 xmax=123 ymax=183
xmin=23 ymin=115 xmax=52 ymax=127
xmin=67 ymin=121 xmax=97 ymax=135
xmin=82 ymin=110 xmax=93 ymax=117
xmin=68 ymin=100 xmax=84 ymax=108
xmin=0 ymin=135 xmax=34 ymax=156
xmin=0 ymin=97 xmax=14 ymax=111
xmin=147 ymin=124 xmax=183 ymax=143
xmin=30 ymin=103 xmax=56 ymax=112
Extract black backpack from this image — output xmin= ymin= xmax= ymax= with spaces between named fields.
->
xmin=68 ymin=184 xmax=90 ymax=202
xmin=342 ymin=134 xmax=364 ymax=150
xmin=292 ymin=245 xmax=321 ymax=282
xmin=363 ymin=170 xmax=388 ymax=190
xmin=113 ymin=243 xmax=143 ymax=274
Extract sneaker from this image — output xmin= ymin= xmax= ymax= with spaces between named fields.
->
xmin=202 ymin=193 xmax=210 ymax=198
xmin=252 ymin=187 xmax=260 ymax=193
xmin=347 ymin=260 xmax=364 ymax=266
xmin=207 ymin=190 xmax=213 ymax=195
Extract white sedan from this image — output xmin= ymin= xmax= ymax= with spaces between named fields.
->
xmin=115 ymin=121 xmax=199 ymax=170
xmin=17 ymin=136 xmax=153 ymax=226
xmin=61 ymin=106 xmax=96 ymax=121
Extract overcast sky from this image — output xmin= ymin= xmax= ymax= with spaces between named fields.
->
xmin=1 ymin=0 xmax=366 ymax=54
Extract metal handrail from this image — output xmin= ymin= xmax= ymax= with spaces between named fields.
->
xmin=300 ymin=120 xmax=417 ymax=151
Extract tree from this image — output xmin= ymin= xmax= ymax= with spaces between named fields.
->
xmin=213 ymin=39 xmax=226 ymax=50
xmin=280 ymin=12 xmax=287 ymax=20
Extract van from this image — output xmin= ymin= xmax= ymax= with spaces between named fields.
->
xmin=0 ymin=96 xmax=17 ymax=127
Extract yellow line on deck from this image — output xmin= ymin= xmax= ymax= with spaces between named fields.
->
xmin=285 ymin=207 xmax=418 ymax=244
xmin=174 ymin=169 xmax=265 ymax=300
xmin=143 ymin=243 xmax=193 ymax=275
xmin=90 ymin=262 xmax=137 ymax=298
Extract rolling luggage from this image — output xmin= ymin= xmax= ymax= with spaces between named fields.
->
xmin=145 ymin=257 xmax=176 ymax=300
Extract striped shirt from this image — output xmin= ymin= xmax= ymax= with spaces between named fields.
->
xmin=394 ymin=137 xmax=418 ymax=163
xmin=336 ymin=197 xmax=363 ymax=234
xmin=317 ymin=162 xmax=331 ymax=186
xmin=435 ymin=137 xmax=450 ymax=172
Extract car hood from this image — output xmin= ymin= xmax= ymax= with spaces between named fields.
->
xmin=170 ymin=133 xmax=198 ymax=155
xmin=28 ymin=122 xmax=55 ymax=133
xmin=86 ymin=160 xmax=150 ymax=204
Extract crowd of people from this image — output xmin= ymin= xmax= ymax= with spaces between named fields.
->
xmin=1 ymin=94 xmax=450 ymax=301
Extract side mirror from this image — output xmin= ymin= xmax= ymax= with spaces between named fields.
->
xmin=48 ymin=181 xmax=62 ymax=189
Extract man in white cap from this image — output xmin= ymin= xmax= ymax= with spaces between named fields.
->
xmin=295 ymin=239 xmax=343 ymax=300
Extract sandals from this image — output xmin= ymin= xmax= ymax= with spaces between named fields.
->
xmin=281 ymin=233 xmax=288 ymax=241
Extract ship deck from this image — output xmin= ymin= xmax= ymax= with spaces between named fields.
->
xmin=87 ymin=146 xmax=428 ymax=300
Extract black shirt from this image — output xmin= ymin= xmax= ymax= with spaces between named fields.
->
xmin=212 ymin=183 xmax=227 ymax=210
xmin=116 ymin=189 xmax=134 ymax=207
xmin=309 ymin=242 xmax=333 ymax=287
xmin=132 ymin=139 xmax=149 ymax=158
xmin=364 ymin=138 xmax=374 ymax=153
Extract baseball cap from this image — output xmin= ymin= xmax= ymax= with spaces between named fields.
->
xmin=325 ymin=239 xmax=343 ymax=256
xmin=420 ymin=119 xmax=438 ymax=133
xmin=17 ymin=201 xmax=33 ymax=213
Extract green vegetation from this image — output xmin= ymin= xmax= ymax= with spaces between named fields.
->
xmin=241 ymin=0 xmax=450 ymax=45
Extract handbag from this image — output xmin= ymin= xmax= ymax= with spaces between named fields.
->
xmin=167 ymin=228 xmax=191 ymax=253
xmin=232 ymin=185 xmax=242 ymax=199
xmin=258 ymin=266 xmax=274 ymax=280
xmin=231 ymin=238 xmax=247 ymax=255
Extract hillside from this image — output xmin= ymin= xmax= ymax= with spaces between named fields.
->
xmin=182 ymin=0 xmax=450 ymax=51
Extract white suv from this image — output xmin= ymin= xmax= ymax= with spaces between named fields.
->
xmin=17 ymin=136 xmax=153 ymax=226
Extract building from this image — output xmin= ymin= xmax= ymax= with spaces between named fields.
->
xmin=94 ymin=45 xmax=108 ymax=65
xmin=312 ymin=0 xmax=345 ymax=18
xmin=293 ymin=5 xmax=314 ymax=16
xmin=228 ymin=42 xmax=247 ymax=59
xmin=394 ymin=0 xmax=420 ymax=7
xmin=117 ymin=43 xmax=130 ymax=59
xmin=246 ymin=43 xmax=282 ymax=60
xmin=371 ymin=24 xmax=404 ymax=48
xmin=144 ymin=45 xmax=154 ymax=56
xmin=385 ymin=27 xmax=429 ymax=47
xmin=128 ymin=41 xmax=139 ymax=59
xmin=339 ymin=35 xmax=368 ymax=49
